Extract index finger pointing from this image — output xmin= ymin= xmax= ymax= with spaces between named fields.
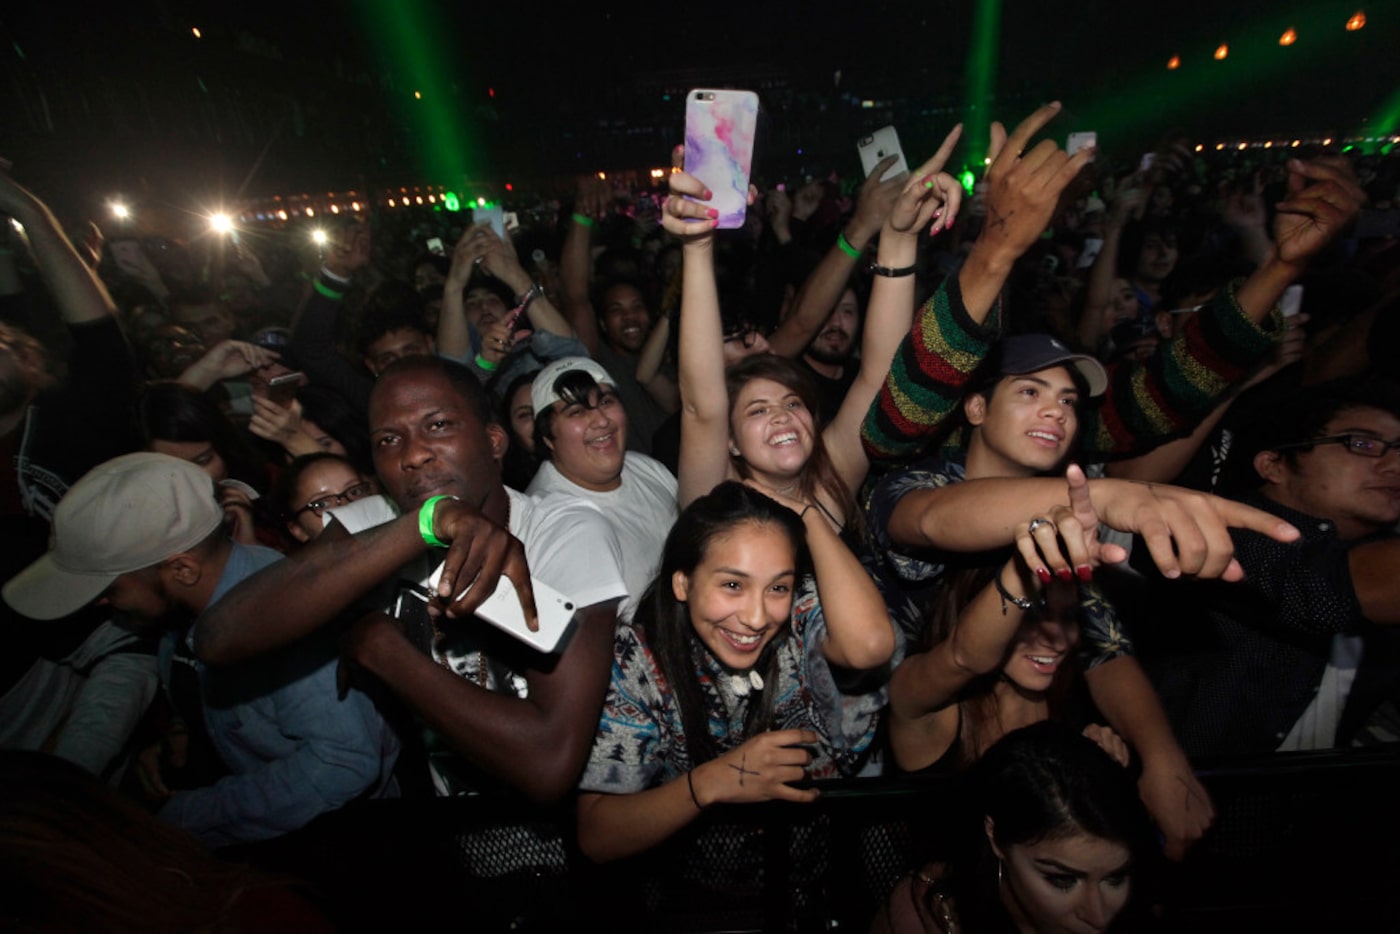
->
xmin=992 ymin=101 xmax=1063 ymax=175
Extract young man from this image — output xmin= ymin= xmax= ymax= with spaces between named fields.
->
xmin=1154 ymin=379 xmax=1400 ymax=754
xmin=867 ymin=334 xmax=1214 ymax=861
xmin=795 ymin=286 xmax=861 ymax=426
xmin=3 ymin=453 xmax=398 ymax=847
xmin=194 ymin=355 xmax=628 ymax=802
xmin=525 ymin=356 xmax=678 ymax=613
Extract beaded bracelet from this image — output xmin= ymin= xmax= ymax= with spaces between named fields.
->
xmin=418 ymin=495 xmax=458 ymax=548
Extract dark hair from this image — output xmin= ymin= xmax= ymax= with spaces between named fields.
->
xmin=1228 ymin=376 xmax=1400 ymax=492
xmin=957 ymin=347 xmax=1092 ymax=453
xmin=372 ymin=355 xmax=497 ymax=429
xmin=632 ymin=481 xmax=807 ymax=766
xmin=724 ymin=354 xmax=860 ymax=536
xmin=296 ymin=384 xmax=371 ymax=472
xmin=1117 ymin=218 xmax=1179 ymax=280
xmin=0 ymin=322 xmax=53 ymax=416
xmin=953 ymin=722 xmax=1158 ymax=930
xmin=274 ymin=450 xmax=359 ymax=518
xmin=137 ymin=382 xmax=268 ymax=490
xmin=497 ymin=369 xmax=541 ymax=491
xmin=356 ymin=281 xmax=431 ymax=357
xmin=530 ymin=368 xmax=618 ymax=458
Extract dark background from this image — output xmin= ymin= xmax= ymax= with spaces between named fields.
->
xmin=1 ymin=1 xmax=1394 ymax=222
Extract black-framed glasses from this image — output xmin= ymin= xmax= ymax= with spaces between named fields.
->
xmin=1273 ymin=434 xmax=1400 ymax=459
xmin=296 ymin=481 xmax=374 ymax=517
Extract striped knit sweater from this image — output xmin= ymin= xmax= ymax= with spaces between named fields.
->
xmin=860 ymin=273 xmax=1280 ymax=466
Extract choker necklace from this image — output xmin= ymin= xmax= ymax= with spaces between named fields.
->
xmin=727 ymin=669 xmax=765 ymax=697
xmin=769 ymin=482 xmax=798 ymax=496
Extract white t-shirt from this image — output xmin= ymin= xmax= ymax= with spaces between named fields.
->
xmin=527 ymin=452 xmax=678 ymax=618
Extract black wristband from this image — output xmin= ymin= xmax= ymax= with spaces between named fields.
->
xmin=868 ymin=260 xmax=917 ymax=278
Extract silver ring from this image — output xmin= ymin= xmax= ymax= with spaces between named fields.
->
xmin=1026 ymin=517 xmax=1052 ymax=534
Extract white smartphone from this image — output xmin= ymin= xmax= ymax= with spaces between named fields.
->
xmin=1280 ymin=284 xmax=1303 ymax=318
xmin=473 ymin=205 xmax=506 ymax=238
xmin=684 ymin=89 xmax=760 ymax=229
xmin=425 ymin=563 xmax=579 ymax=654
xmin=1067 ymin=132 xmax=1097 ymax=158
xmin=857 ymin=126 xmax=909 ymax=182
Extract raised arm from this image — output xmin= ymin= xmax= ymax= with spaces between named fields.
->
xmin=766 ymin=156 xmax=905 ymax=358
xmin=0 ymin=166 xmax=117 ymax=325
xmin=634 ymin=313 xmax=680 ymax=413
xmin=560 ymin=177 xmax=610 ymax=356
xmin=669 ymin=168 xmax=737 ymax=507
xmin=825 ymin=128 xmax=963 ymax=496
xmin=1078 ymin=179 xmax=1144 ymax=350
xmin=862 ymin=103 xmax=1096 ymax=462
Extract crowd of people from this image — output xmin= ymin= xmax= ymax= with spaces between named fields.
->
xmin=0 ymin=95 xmax=1397 ymax=930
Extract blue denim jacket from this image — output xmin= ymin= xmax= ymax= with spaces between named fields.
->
xmin=159 ymin=543 xmax=399 ymax=847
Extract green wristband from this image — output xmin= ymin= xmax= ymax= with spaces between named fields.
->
xmin=571 ymin=212 xmax=595 ymax=228
xmin=836 ymin=231 xmax=861 ymax=260
xmin=474 ymin=354 xmax=498 ymax=371
xmin=419 ymin=495 xmax=457 ymax=548
xmin=313 ymin=278 xmax=344 ymax=300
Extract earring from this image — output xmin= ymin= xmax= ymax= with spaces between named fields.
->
xmin=997 ymin=859 xmax=1005 ymax=888
xmin=729 ymin=444 xmax=741 ymax=457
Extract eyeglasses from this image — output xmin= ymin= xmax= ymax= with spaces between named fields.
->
xmin=295 ymin=481 xmax=374 ymax=517
xmin=723 ymin=326 xmax=760 ymax=348
xmin=1273 ymin=434 xmax=1400 ymax=459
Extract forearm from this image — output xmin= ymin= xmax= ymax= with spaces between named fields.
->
xmin=1104 ymin=392 xmax=1235 ymax=483
xmin=807 ymin=511 xmax=894 ymax=669
xmin=437 ymin=287 xmax=472 ymax=358
xmin=890 ymin=477 xmax=1070 ymax=552
xmin=577 ymin=781 xmax=702 ymax=862
xmin=560 ymin=218 xmax=600 ymax=354
xmin=1234 ymin=250 xmax=1302 ymax=325
xmin=8 ymin=190 xmax=117 ymax=324
xmin=767 ymin=224 xmax=868 ymax=358
xmin=861 ymin=270 xmax=1002 ymax=463
xmin=677 ymin=241 xmax=732 ymax=506
xmin=194 ymin=515 xmax=424 ymax=664
xmin=1084 ymin=655 xmax=1187 ymax=769
xmin=1078 ymin=225 xmax=1124 ymax=348
xmin=635 ymin=316 xmax=669 ymax=385
xmin=361 ymin=605 xmax=616 ymax=802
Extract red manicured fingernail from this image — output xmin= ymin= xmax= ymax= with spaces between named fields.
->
xmin=1056 ymin=568 xmax=1074 ymax=582
xmin=1076 ymin=565 xmax=1093 ymax=581
xmin=1035 ymin=567 xmax=1053 ymax=584
xmin=706 ymin=207 xmax=719 ymax=218
xmin=703 ymin=189 xmax=713 ymax=200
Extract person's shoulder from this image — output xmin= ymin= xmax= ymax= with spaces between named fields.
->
xmin=623 ymin=452 xmax=678 ymax=489
xmin=514 ymin=488 xmax=610 ymax=534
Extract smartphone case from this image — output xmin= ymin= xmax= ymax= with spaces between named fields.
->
xmin=684 ymin=89 xmax=760 ymax=229
xmin=858 ymin=126 xmax=909 ymax=182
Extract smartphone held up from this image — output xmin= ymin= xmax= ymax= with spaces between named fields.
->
xmin=683 ymin=89 xmax=759 ymax=229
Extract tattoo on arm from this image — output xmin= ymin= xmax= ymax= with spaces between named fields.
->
xmin=988 ymin=205 xmax=1014 ymax=232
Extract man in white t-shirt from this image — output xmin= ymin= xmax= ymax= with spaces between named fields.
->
xmin=526 ymin=357 xmax=678 ymax=615
xmin=194 ymin=356 xmax=628 ymax=803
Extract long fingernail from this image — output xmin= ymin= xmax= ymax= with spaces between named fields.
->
xmin=1056 ymin=568 xmax=1074 ymax=582
xmin=1035 ymin=567 xmax=1053 ymax=584
xmin=706 ymin=207 xmax=719 ymax=218
xmin=1076 ymin=565 xmax=1093 ymax=581
xmin=703 ymin=189 xmax=713 ymax=200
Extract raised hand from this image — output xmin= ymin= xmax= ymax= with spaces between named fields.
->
xmin=975 ymin=102 xmax=1096 ymax=266
xmin=887 ymin=124 xmax=965 ymax=237
xmin=1082 ymin=723 xmax=1131 ymax=767
xmin=1014 ymin=464 xmax=1129 ymax=585
xmin=847 ymin=155 xmax=911 ymax=245
xmin=1273 ymin=156 xmax=1367 ymax=268
xmin=695 ymin=729 xmax=822 ymax=806
xmin=427 ymin=497 xmax=538 ymax=629
xmin=178 ymin=339 xmax=279 ymax=389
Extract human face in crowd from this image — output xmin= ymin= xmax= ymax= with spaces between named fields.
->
xmin=172 ymin=302 xmax=236 ymax=347
xmin=415 ymin=260 xmax=446 ymax=294
xmin=673 ymin=519 xmax=796 ymax=671
xmin=364 ymin=327 xmax=434 ymax=377
xmin=369 ymin=368 xmax=506 ymax=512
xmin=464 ymin=286 xmax=510 ymax=330
xmin=287 ymin=459 xmax=375 ymax=543
xmin=149 ymin=439 xmax=228 ymax=484
xmin=600 ymin=283 xmax=651 ymax=354
xmin=805 ymin=288 xmax=859 ymax=365
xmin=1002 ymin=616 xmax=1080 ymax=694
xmin=1264 ymin=406 xmax=1400 ymax=541
xmin=1107 ymin=279 xmax=1140 ymax=326
xmin=966 ymin=367 xmax=1080 ymax=478
xmin=729 ymin=377 xmax=816 ymax=485
xmin=508 ymin=380 xmax=536 ymax=455
xmin=993 ymin=826 xmax=1133 ymax=934
xmin=544 ymin=385 xmax=627 ymax=492
xmin=1133 ymin=233 xmax=1178 ymax=285
xmin=99 ymin=565 xmax=175 ymax=625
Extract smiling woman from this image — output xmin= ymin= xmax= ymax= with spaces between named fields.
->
xmin=574 ymin=481 xmax=894 ymax=863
